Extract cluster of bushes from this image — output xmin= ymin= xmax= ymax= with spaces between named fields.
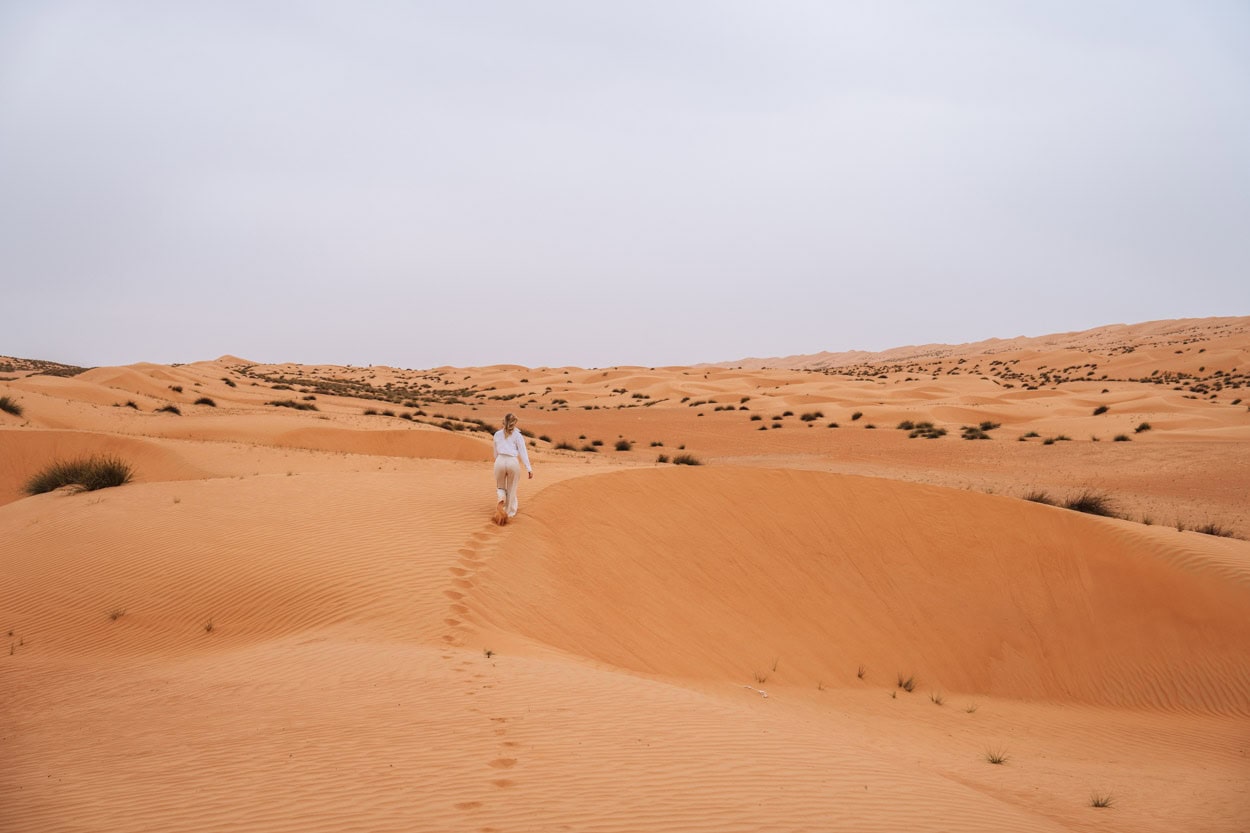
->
xmin=961 ymin=421 xmax=999 ymax=440
xmin=269 ymin=399 xmax=318 ymax=411
xmin=898 ymin=420 xmax=946 ymax=439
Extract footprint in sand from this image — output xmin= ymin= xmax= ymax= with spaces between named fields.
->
xmin=488 ymin=758 xmax=517 ymax=769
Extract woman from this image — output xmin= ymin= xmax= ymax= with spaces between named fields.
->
xmin=492 ymin=412 xmax=533 ymax=524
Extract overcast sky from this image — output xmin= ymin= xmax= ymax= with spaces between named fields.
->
xmin=2 ymin=2 xmax=1248 ymax=368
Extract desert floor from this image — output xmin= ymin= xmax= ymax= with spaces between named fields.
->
xmin=3 ymin=317 xmax=1249 ymax=832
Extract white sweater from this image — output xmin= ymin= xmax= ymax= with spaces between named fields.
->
xmin=493 ymin=428 xmax=532 ymax=472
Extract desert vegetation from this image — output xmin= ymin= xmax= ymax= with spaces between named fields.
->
xmin=269 ymin=399 xmax=319 ymax=411
xmin=25 ymin=455 xmax=134 ymax=495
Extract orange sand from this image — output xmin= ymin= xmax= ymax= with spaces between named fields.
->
xmin=2 ymin=317 xmax=1249 ymax=832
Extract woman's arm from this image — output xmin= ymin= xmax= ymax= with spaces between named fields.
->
xmin=515 ymin=431 xmax=532 ymax=473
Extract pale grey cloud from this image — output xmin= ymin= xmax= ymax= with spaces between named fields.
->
xmin=2 ymin=1 xmax=1247 ymax=367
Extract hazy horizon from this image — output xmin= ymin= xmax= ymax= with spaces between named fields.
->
xmin=3 ymin=2 xmax=1248 ymax=368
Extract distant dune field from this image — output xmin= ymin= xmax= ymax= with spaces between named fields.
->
xmin=3 ymin=317 xmax=1248 ymax=832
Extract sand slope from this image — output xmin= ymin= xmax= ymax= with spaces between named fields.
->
xmin=475 ymin=467 xmax=1250 ymax=713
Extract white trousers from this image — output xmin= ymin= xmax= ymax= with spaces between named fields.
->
xmin=493 ymin=456 xmax=521 ymax=517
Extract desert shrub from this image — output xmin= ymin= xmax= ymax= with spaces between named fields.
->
xmin=897 ymin=420 xmax=915 ymax=430
xmin=554 ymin=441 xmax=576 ymax=450
xmin=672 ymin=453 xmax=702 ymax=466
xmin=1113 ymin=434 xmax=1130 ymax=442
xmin=539 ymin=435 xmax=552 ymax=443
xmin=1063 ymin=491 xmax=1117 ymax=517
xmin=1194 ymin=522 xmax=1236 ymax=538
xmin=363 ymin=408 xmax=377 ymax=415
xmin=1042 ymin=437 xmax=1055 ymax=445
xmin=782 ymin=410 xmax=794 ymax=417
xmin=1023 ymin=490 xmax=1054 ymax=505
xmin=851 ymin=411 xmax=863 ymax=421
xmin=827 ymin=422 xmax=839 ymax=428
xmin=749 ymin=414 xmax=762 ymax=421
xmin=221 ymin=377 xmax=236 ymax=387
xmin=908 ymin=422 xmax=946 ymax=439
xmin=1022 ymin=431 xmax=1040 ymax=438
xmin=591 ymin=439 xmax=604 ymax=447
xmin=124 ymin=400 xmax=139 ymax=410
xmin=580 ymin=444 xmax=598 ymax=452
xmin=269 ymin=399 xmax=318 ymax=411
xmin=978 ymin=421 xmax=1000 ymax=431
xmin=1135 ymin=422 xmax=1152 ymax=433
xmin=961 ymin=426 xmax=991 ymax=440
xmin=169 ymin=385 xmax=183 ymax=393
xmin=25 ymin=455 xmax=134 ymax=494
xmin=656 ymin=454 xmax=669 ymax=463
xmin=0 ymin=396 xmax=22 ymax=417
xmin=1093 ymin=405 xmax=1109 ymax=415
xmin=271 ymin=383 xmax=293 ymax=391
xmin=156 ymin=404 xmax=181 ymax=415
xmin=614 ymin=439 xmax=632 ymax=451
xmin=399 ymin=412 xmax=413 ymax=420
xmin=194 ymin=397 xmax=216 ymax=407
xmin=799 ymin=411 xmax=823 ymax=422
xmin=650 ymin=440 xmax=663 ymax=447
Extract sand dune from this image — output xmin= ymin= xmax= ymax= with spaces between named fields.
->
xmin=475 ymin=467 xmax=1250 ymax=713
xmin=3 ymin=316 xmax=1249 ymax=831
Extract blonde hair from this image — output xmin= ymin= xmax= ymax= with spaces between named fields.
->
xmin=503 ymin=413 xmax=518 ymax=437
